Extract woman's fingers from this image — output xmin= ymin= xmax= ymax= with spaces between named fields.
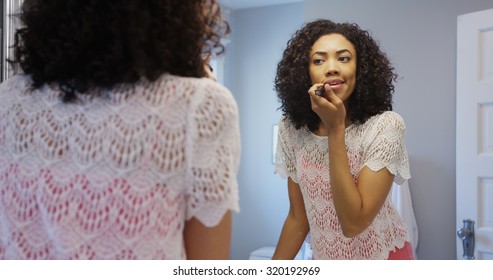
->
xmin=308 ymin=83 xmax=323 ymax=98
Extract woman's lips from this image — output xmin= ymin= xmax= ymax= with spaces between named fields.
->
xmin=315 ymin=80 xmax=345 ymax=96
xmin=327 ymin=80 xmax=344 ymax=91
xmin=328 ymin=83 xmax=344 ymax=90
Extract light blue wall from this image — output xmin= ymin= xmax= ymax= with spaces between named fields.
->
xmin=223 ymin=3 xmax=304 ymax=260
xmin=224 ymin=0 xmax=493 ymax=260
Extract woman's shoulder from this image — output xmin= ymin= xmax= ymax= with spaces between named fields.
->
xmin=167 ymin=74 xmax=230 ymax=93
xmin=0 ymin=74 xmax=54 ymax=108
xmin=279 ymin=116 xmax=299 ymax=135
xmin=350 ymin=111 xmax=406 ymax=142
xmin=0 ymin=74 xmax=32 ymax=94
xmin=370 ymin=111 xmax=404 ymax=121
xmin=278 ymin=116 xmax=312 ymax=144
xmin=169 ymin=74 xmax=236 ymax=105
xmin=364 ymin=111 xmax=406 ymax=130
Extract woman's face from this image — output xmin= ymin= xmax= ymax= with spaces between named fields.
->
xmin=309 ymin=33 xmax=357 ymax=103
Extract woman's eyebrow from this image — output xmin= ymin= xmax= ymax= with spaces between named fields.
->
xmin=311 ymin=51 xmax=327 ymax=57
xmin=336 ymin=49 xmax=353 ymax=55
xmin=311 ymin=49 xmax=353 ymax=57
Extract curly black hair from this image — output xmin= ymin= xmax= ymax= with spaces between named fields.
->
xmin=274 ymin=19 xmax=397 ymax=131
xmin=11 ymin=0 xmax=230 ymax=102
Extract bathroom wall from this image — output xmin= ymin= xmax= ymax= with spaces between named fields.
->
xmin=224 ymin=0 xmax=493 ymax=260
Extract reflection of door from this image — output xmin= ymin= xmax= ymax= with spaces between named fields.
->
xmin=456 ymin=8 xmax=493 ymax=260
xmin=2 ymin=0 xmax=24 ymax=81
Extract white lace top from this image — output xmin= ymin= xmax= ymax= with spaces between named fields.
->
xmin=0 ymin=74 xmax=240 ymax=259
xmin=275 ymin=111 xmax=411 ymax=260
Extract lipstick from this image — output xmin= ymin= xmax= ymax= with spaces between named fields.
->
xmin=315 ymin=84 xmax=325 ymax=96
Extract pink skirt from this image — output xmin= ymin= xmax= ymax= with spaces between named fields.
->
xmin=387 ymin=242 xmax=414 ymax=260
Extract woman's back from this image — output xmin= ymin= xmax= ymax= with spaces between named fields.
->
xmin=0 ymin=74 xmax=240 ymax=259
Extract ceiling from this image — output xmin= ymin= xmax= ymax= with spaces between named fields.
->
xmin=219 ymin=0 xmax=302 ymax=10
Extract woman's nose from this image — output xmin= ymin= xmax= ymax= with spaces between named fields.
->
xmin=325 ymin=60 xmax=339 ymax=75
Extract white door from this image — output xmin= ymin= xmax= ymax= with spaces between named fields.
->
xmin=456 ymin=7 xmax=493 ymax=260
xmin=2 ymin=0 xmax=25 ymax=81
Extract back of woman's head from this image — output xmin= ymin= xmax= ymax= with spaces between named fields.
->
xmin=13 ymin=0 xmax=229 ymax=101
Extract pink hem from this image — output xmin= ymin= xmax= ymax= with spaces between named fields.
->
xmin=387 ymin=242 xmax=414 ymax=260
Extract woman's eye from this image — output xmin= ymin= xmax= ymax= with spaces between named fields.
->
xmin=313 ymin=59 xmax=323 ymax=65
xmin=339 ymin=56 xmax=351 ymax=62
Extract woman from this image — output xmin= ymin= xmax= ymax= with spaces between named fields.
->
xmin=272 ymin=19 xmax=412 ymax=260
xmin=0 ymin=0 xmax=240 ymax=259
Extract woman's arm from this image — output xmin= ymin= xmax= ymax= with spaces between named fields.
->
xmin=184 ymin=210 xmax=232 ymax=260
xmin=328 ymin=129 xmax=394 ymax=237
xmin=184 ymin=76 xmax=239 ymax=259
xmin=272 ymin=177 xmax=310 ymax=259
xmin=307 ymin=84 xmax=394 ymax=238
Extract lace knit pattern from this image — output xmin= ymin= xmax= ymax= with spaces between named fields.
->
xmin=0 ymin=74 xmax=240 ymax=259
xmin=275 ymin=111 xmax=411 ymax=260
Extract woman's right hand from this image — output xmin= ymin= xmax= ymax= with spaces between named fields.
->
xmin=307 ymin=83 xmax=346 ymax=134
xmin=203 ymin=55 xmax=217 ymax=81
